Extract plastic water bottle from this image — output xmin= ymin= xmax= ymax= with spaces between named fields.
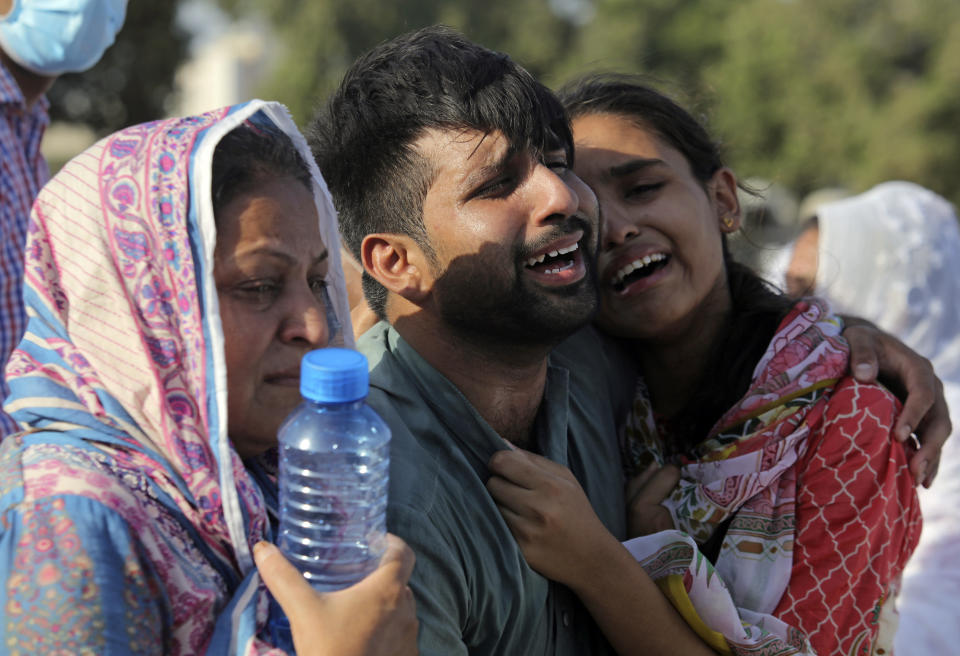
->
xmin=269 ymin=348 xmax=391 ymax=651
xmin=277 ymin=347 xmax=390 ymax=589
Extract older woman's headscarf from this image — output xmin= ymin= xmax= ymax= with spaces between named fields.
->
xmin=1 ymin=100 xmax=352 ymax=653
xmin=815 ymin=180 xmax=960 ymax=655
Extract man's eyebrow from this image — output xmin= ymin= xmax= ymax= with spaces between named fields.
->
xmin=609 ymin=158 xmax=665 ymax=178
xmin=463 ymin=143 xmax=520 ymax=187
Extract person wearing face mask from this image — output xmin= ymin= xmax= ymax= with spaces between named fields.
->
xmin=0 ymin=0 xmax=127 ymax=436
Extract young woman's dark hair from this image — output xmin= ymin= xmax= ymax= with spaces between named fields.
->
xmin=211 ymin=121 xmax=312 ymax=220
xmin=559 ymin=74 xmax=795 ymax=454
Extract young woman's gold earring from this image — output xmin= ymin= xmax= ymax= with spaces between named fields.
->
xmin=721 ymin=214 xmax=736 ymax=230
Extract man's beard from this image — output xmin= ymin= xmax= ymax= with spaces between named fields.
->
xmin=431 ymin=221 xmax=599 ymax=350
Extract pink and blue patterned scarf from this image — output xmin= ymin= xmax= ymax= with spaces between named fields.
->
xmin=2 ymin=100 xmax=352 ymax=653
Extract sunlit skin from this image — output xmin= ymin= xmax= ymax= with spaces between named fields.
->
xmin=571 ymin=113 xmax=740 ymax=414
xmin=362 ymin=127 xmax=600 ymax=447
xmin=785 ymin=223 xmax=820 ymax=297
xmin=415 ymin=127 xmax=599 ymax=341
xmin=214 ymin=176 xmax=332 ymax=458
xmin=573 ymin=114 xmax=739 ymax=343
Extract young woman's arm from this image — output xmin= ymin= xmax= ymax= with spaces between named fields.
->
xmin=486 ymin=449 xmax=716 ymax=656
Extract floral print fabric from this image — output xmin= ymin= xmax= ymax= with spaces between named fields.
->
xmin=0 ymin=101 xmax=351 ymax=654
xmin=623 ymin=299 xmax=920 ymax=655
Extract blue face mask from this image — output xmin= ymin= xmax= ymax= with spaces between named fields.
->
xmin=0 ymin=0 xmax=128 ymax=76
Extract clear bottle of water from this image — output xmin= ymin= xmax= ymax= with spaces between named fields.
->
xmin=277 ymin=347 xmax=390 ymax=590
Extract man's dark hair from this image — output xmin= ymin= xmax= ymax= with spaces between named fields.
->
xmin=211 ymin=120 xmax=312 ymax=220
xmin=309 ymin=25 xmax=574 ymax=318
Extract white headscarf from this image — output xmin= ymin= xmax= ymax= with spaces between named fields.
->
xmin=815 ymin=181 xmax=960 ymax=655
xmin=816 ymin=181 xmax=960 ymax=383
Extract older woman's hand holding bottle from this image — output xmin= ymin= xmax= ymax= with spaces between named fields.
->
xmin=254 ymin=534 xmax=419 ymax=656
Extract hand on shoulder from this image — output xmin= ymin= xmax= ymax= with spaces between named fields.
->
xmin=842 ymin=317 xmax=951 ymax=487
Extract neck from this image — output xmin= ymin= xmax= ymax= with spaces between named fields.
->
xmin=0 ymin=50 xmax=55 ymax=108
xmin=389 ymin=304 xmax=552 ymax=449
xmin=634 ymin=297 xmax=732 ymax=420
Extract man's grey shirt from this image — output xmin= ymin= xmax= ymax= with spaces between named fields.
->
xmin=359 ymin=322 xmax=634 ymax=655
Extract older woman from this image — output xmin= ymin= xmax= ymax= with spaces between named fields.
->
xmin=0 ymin=101 xmax=416 ymax=654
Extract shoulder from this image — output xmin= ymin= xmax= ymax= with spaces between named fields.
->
xmin=803 ymin=376 xmax=904 ymax=469
xmin=2 ymin=435 xmax=144 ymax=510
xmin=824 ymin=376 xmax=900 ymax=427
xmin=0 ymin=438 xmax=170 ymax=654
xmin=553 ymin=325 xmax=637 ymax=412
xmin=0 ymin=434 xmax=189 ymax=555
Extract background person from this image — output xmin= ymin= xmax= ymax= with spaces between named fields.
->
xmin=0 ymin=0 xmax=128 ymax=436
xmin=786 ymin=181 xmax=960 ymax=655
xmin=0 ymin=100 xmax=416 ymax=654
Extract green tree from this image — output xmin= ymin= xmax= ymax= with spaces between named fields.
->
xmin=706 ymin=0 xmax=960 ymax=205
xmin=219 ymin=0 xmax=960 ymax=206
xmin=217 ymin=0 xmax=574 ymax=124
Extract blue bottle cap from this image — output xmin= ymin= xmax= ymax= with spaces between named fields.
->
xmin=300 ymin=348 xmax=369 ymax=403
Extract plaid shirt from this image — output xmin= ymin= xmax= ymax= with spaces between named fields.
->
xmin=0 ymin=59 xmax=49 ymax=436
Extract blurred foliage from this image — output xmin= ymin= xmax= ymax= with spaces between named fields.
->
xmin=214 ymin=0 xmax=576 ymax=124
xmin=46 ymin=2 xmax=189 ymax=134
xmin=215 ymin=0 xmax=960 ymax=207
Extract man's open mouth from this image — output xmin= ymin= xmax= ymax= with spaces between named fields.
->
xmin=524 ymin=242 xmax=580 ymax=275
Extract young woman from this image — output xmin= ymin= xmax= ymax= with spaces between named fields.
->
xmin=488 ymin=77 xmax=922 ymax=655
xmin=0 ymin=101 xmax=416 ymax=654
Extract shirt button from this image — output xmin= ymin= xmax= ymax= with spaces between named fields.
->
xmin=562 ymin=611 xmax=570 ymax=627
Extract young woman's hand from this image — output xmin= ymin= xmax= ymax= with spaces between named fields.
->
xmin=625 ymin=463 xmax=680 ymax=538
xmin=486 ymin=447 xmax=620 ymax=588
xmin=488 ymin=448 xmax=717 ymax=656
xmin=843 ymin=317 xmax=951 ymax=487
xmin=254 ymin=534 xmax=418 ymax=656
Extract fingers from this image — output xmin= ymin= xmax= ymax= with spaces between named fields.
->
xmin=487 ymin=447 xmax=569 ymax=488
xmin=924 ymin=458 xmax=940 ymax=489
xmin=253 ymin=541 xmax=321 ymax=621
xmin=625 ymin=462 xmax=659 ymax=500
xmin=844 ymin=318 xmax=953 ymax=488
xmin=843 ymin=321 xmax=880 ymax=382
xmin=626 ymin=465 xmax=680 ymax=507
xmin=486 ymin=473 xmax=533 ymax=517
xmin=378 ymin=534 xmax=416 ymax=584
xmin=888 ymin=352 xmax=938 ymax=443
xmin=871 ymin=335 xmax=950 ymax=487
xmin=911 ymin=390 xmax=951 ymax=487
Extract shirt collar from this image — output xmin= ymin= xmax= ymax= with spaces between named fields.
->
xmin=0 ymin=57 xmax=26 ymax=108
xmin=377 ymin=322 xmax=571 ymax=468
xmin=0 ymin=57 xmax=50 ymax=116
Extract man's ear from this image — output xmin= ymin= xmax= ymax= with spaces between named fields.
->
xmin=360 ymin=233 xmax=432 ymax=304
xmin=710 ymin=167 xmax=742 ymax=233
